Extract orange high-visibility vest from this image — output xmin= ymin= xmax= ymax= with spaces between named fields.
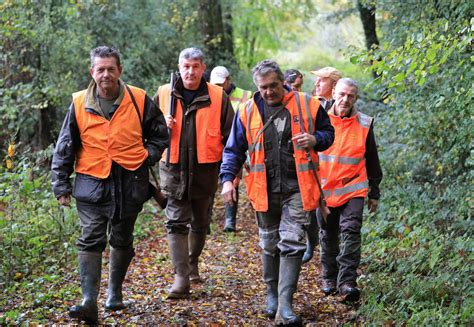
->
xmin=240 ymin=92 xmax=321 ymax=212
xmin=73 ymin=85 xmax=148 ymax=179
xmin=319 ymin=110 xmax=373 ymax=207
xmin=157 ymin=83 xmax=224 ymax=164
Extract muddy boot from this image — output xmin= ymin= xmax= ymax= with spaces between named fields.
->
xmin=262 ymin=254 xmax=279 ymax=318
xmin=275 ymin=256 xmax=303 ymax=326
xmin=105 ymin=247 xmax=134 ymax=310
xmin=167 ymin=234 xmax=190 ymax=299
xmin=69 ymin=251 xmax=102 ymax=324
xmin=189 ymin=232 xmax=206 ymax=282
xmin=302 ymin=211 xmax=319 ymax=264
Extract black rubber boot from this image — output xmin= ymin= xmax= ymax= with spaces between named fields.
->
xmin=69 ymin=251 xmax=102 ymax=324
xmin=223 ymin=186 xmax=238 ymax=232
xmin=302 ymin=211 xmax=319 ymax=264
xmin=167 ymin=234 xmax=190 ymax=299
xmin=189 ymin=232 xmax=206 ymax=282
xmin=105 ymin=247 xmax=134 ymax=310
xmin=262 ymin=254 xmax=279 ymax=318
xmin=275 ymin=256 xmax=303 ymax=326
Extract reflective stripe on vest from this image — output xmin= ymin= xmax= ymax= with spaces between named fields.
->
xmin=319 ymin=110 xmax=373 ymax=207
xmin=240 ymin=91 xmax=322 ymax=212
xmin=73 ymin=85 xmax=148 ymax=179
xmin=157 ymin=83 xmax=224 ymax=164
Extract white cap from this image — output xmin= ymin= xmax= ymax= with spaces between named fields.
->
xmin=210 ymin=66 xmax=230 ymax=84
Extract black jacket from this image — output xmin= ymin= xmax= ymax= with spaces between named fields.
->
xmin=51 ymin=81 xmax=168 ymax=209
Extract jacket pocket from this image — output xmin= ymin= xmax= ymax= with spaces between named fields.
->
xmin=129 ymin=164 xmax=150 ymax=204
xmin=206 ymin=128 xmax=223 ymax=160
xmin=72 ymin=173 xmax=110 ymax=203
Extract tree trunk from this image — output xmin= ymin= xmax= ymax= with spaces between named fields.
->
xmin=357 ymin=0 xmax=379 ymax=50
xmin=357 ymin=0 xmax=379 ymax=78
xmin=198 ymin=0 xmax=235 ymax=68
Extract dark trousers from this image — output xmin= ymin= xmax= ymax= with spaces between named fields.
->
xmin=76 ymin=201 xmax=143 ymax=252
xmin=165 ymin=196 xmax=211 ymax=234
xmin=317 ymin=197 xmax=364 ymax=287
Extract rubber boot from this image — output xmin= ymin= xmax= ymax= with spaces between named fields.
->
xmin=69 ymin=251 xmax=102 ymax=324
xmin=302 ymin=211 xmax=319 ymax=264
xmin=189 ymin=232 xmax=206 ymax=282
xmin=223 ymin=203 xmax=237 ymax=232
xmin=275 ymin=256 xmax=303 ymax=326
xmin=105 ymin=247 xmax=134 ymax=310
xmin=262 ymin=254 xmax=279 ymax=318
xmin=167 ymin=234 xmax=190 ymax=299
xmin=223 ymin=187 xmax=239 ymax=232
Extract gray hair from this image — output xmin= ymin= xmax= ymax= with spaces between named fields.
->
xmin=252 ymin=59 xmax=284 ymax=86
xmin=179 ymin=47 xmax=205 ymax=64
xmin=90 ymin=46 xmax=121 ymax=68
xmin=336 ymin=77 xmax=359 ymax=93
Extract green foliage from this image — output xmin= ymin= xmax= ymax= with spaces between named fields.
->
xmin=229 ymin=0 xmax=314 ymax=70
xmin=350 ymin=0 xmax=473 ymax=324
xmin=0 ymin=146 xmax=78 ymax=286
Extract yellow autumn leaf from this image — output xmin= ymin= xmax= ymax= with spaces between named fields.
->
xmin=8 ymin=143 xmax=15 ymax=158
xmin=6 ymin=158 xmax=13 ymax=169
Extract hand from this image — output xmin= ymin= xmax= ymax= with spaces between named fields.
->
xmin=233 ymin=176 xmax=241 ymax=188
xmin=58 ymin=194 xmax=71 ymax=207
xmin=368 ymin=198 xmax=379 ymax=213
xmin=165 ymin=115 xmax=176 ymax=129
xmin=221 ymin=181 xmax=237 ymax=205
xmin=292 ymin=132 xmax=316 ymax=149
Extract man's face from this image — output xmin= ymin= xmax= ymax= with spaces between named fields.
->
xmin=333 ymin=82 xmax=358 ymax=117
xmin=290 ymin=76 xmax=303 ymax=92
xmin=179 ymin=59 xmax=205 ymax=90
xmin=90 ymin=56 xmax=122 ymax=95
xmin=255 ymin=72 xmax=285 ymax=106
xmin=313 ymin=77 xmax=335 ymax=99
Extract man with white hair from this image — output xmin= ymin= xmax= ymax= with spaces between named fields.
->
xmin=155 ymin=48 xmax=234 ymax=299
xmin=317 ymin=77 xmax=382 ymax=302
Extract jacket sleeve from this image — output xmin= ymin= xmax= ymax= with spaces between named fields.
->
xmin=220 ymin=91 xmax=235 ymax=145
xmin=143 ymin=95 xmax=169 ymax=165
xmin=365 ymin=122 xmax=383 ymax=199
xmin=313 ymin=104 xmax=335 ymax=152
xmin=219 ymin=108 xmax=248 ymax=183
xmin=51 ymin=102 xmax=81 ymax=198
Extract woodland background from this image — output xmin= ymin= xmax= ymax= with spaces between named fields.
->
xmin=0 ymin=0 xmax=472 ymax=324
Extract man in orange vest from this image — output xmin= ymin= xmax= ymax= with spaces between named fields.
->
xmin=209 ymin=65 xmax=252 ymax=233
xmin=303 ymin=67 xmax=342 ymax=265
xmin=51 ymin=46 xmax=168 ymax=324
xmin=155 ymin=48 xmax=234 ymax=299
xmin=311 ymin=66 xmax=342 ymax=110
xmin=220 ymin=60 xmax=334 ymax=325
xmin=317 ymin=78 xmax=382 ymax=302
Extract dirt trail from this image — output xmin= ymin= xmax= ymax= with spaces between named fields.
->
xmin=55 ymin=188 xmax=358 ymax=325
